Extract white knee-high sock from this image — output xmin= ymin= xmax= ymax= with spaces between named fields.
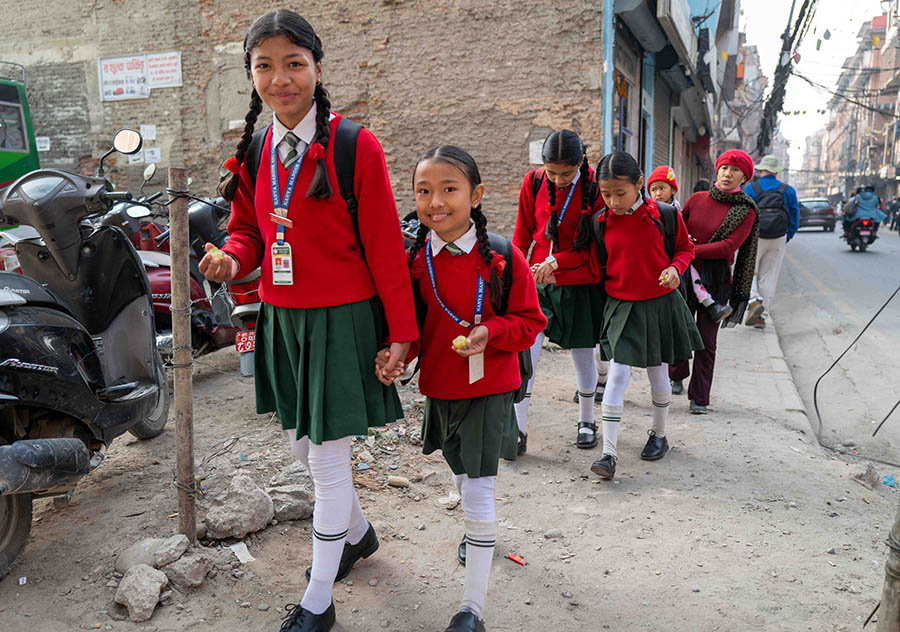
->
xmin=571 ymin=348 xmax=597 ymax=433
xmin=301 ymin=437 xmax=354 ymax=615
xmin=459 ymin=476 xmax=496 ymax=620
xmin=600 ymin=361 xmax=632 ymax=457
xmin=513 ymin=333 xmax=544 ymax=434
xmin=285 ymin=430 xmax=368 ymax=545
xmin=646 ymin=364 xmax=671 ymax=437
xmin=596 ymin=355 xmax=609 ymax=385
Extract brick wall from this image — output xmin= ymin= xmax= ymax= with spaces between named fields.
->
xmin=2 ymin=0 xmax=605 ymax=234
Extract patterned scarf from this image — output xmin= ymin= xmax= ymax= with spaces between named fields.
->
xmin=706 ymin=185 xmax=759 ymax=327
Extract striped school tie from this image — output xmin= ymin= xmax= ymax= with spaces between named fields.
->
xmin=281 ymin=132 xmax=300 ymax=169
xmin=444 ymin=242 xmax=464 ymax=256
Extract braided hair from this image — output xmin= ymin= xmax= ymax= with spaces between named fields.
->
xmin=408 ymin=145 xmax=505 ymax=315
xmin=541 ymin=130 xmax=591 ymax=251
xmin=219 ymin=9 xmax=330 ymax=202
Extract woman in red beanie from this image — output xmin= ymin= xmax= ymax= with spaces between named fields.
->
xmin=668 ymin=149 xmax=759 ymax=414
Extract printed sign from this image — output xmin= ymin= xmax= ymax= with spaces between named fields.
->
xmin=35 ymin=136 xmax=50 ymax=152
xmin=98 ymin=55 xmax=149 ymax=101
xmin=139 ymin=124 xmax=157 ymax=141
xmin=144 ymin=147 xmax=161 ymax=164
xmin=529 ymin=140 xmax=543 ymax=165
xmin=127 ymin=150 xmax=144 ymax=165
xmin=147 ymin=51 xmax=182 ymax=89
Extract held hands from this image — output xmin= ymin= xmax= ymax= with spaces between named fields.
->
xmin=452 ymin=325 xmax=489 ymax=357
xmin=199 ymin=243 xmax=239 ymax=283
xmin=374 ymin=341 xmax=411 ymax=386
xmin=531 ymin=258 xmax=558 ymax=285
xmin=658 ymin=266 xmax=681 ymax=289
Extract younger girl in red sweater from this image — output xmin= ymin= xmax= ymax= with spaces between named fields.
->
xmin=589 ymin=152 xmax=703 ymax=481
xmin=199 ymin=11 xmax=416 ymax=632
xmin=379 ymin=145 xmax=546 ymax=632
xmin=512 ymin=130 xmax=604 ymax=452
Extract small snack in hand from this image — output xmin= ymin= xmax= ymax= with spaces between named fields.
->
xmin=661 ymin=272 xmax=670 ymax=283
xmin=207 ymin=245 xmax=225 ymax=261
xmin=452 ymin=335 xmax=469 ymax=350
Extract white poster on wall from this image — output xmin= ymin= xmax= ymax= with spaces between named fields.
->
xmin=139 ymin=124 xmax=157 ymax=141
xmin=147 ymin=51 xmax=182 ymax=88
xmin=127 ymin=151 xmax=144 ymax=165
xmin=529 ymin=140 xmax=543 ymax=165
xmin=98 ymin=55 xmax=150 ymax=101
xmin=35 ymin=136 xmax=50 ymax=152
xmin=144 ymin=147 xmax=161 ymax=164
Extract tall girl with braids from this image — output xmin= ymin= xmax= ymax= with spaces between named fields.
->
xmin=199 ymin=10 xmax=416 ymax=632
xmin=588 ymin=152 xmax=703 ymax=481
xmin=512 ymin=130 xmax=605 ymax=452
xmin=378 ymin=146 xmax=545 ymax=632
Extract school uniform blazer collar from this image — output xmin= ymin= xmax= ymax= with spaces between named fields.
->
xmin=272 ymin=102 xmax=318 ymax=149
xmin=430 ymin=222 xmax=477 ymax=256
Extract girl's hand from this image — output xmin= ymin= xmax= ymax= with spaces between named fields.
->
xmin=659 ymin=266 xmax=681 ymax=289
xmin=453 ymin=325 xmax=489 ymax=357
xmin=376 ymin=341 xmax=410 ymax=386
xmin=199 ymin=243 xmax=239 ymax=283
xmin=532 ymin=258 xmax=558 ymax=285
xmin=374 ymin=348 xmax=404 ymax=386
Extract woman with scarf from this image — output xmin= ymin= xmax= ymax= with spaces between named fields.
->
xmin=668 ymin=150 xmax=759 ymax=414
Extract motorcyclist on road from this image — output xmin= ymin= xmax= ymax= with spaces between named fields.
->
xmin=842 ymin=185 xmax=887 ymax=236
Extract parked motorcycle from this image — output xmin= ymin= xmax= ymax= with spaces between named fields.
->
xmin=0 ymin=129 xmax=170 ymax=577
xmin=844 ymin=218 xmax=879 ymax=252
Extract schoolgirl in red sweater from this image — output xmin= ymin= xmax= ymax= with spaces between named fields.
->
xmin=199 ymin=11 xmax=416 ymax=632
xmin=589 ymin=152 xmax=703 ymax=481
xmin=378 ymin=145 xmax=545 ymax=632
xmin=512 ymin=130 xmax=605 ymax=452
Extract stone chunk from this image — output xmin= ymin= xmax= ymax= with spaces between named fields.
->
xmin=114 ymin=564 xmax=168 ymax=622
xmin=266 ymin=485 xmax=314 ymax=521
xmin=205 ymin=474 xmax=274 ymax=539
xmin=162 ymin=553 xmax=213 ymax=590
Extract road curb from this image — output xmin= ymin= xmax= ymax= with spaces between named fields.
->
xmin=762 ymin=320 xmax=811 ymax=432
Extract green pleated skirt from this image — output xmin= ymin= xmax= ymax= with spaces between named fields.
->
xmin=254 ymin=298 xmax=404 ymax=444
xmin=422 ymin=392 xmax=518 ymax=478
xmin=537 ymin=283 xmax=606 ymax=349
xmin=599 ymin=290 xmax=704 ymax=368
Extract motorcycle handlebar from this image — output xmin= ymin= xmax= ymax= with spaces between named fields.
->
xmin=99 ymin=190 xmax=133 ymax=202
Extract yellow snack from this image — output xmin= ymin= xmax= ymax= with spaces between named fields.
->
xmin=661 ymin=272 xmax=671 ymax=282
xmin=452 ymin=335 xmax=469 ymax=350
xmin=208 ymin=245 xmax=225 ymax=261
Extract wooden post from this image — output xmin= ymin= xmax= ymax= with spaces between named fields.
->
xmin=878 ymin=498 xmax=900 ymax=631
xmin=168 ymin=167 xmax=197 ymax=542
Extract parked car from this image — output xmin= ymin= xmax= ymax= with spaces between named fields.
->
xmin=798 ymin=198 xmax=836 ymax=231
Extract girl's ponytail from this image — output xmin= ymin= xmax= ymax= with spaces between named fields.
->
xmin=306 ymin=82 xmax=333 ymax=200
xmin=471 ymin=206 xmax=505 ymax=315
xmin=218 ymin=89 xmax=263 ymax=201
xmin=407 ymin=222 xmax=429 ymax=269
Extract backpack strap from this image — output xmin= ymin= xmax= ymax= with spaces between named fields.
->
xmin=331 ymin=117 xmax=364 ymax=254
xmin=530 ymin=168 xmax=544 ymax=204
xmin=775 ymin=183 xmax=788 ymax=195
xmin=654 ymin=201 xmax=678 ymax=261
xmin=591 ymin=209 xmax=608 ymax=278
xmin=487 ymin=232 xmax=514 ymax=316
xmin=751 ymin=181 xmax=763 ymax=197
xmin=246 ymin=125 xmax=271 ymax=190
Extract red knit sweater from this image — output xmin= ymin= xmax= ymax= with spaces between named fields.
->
xmin=512 ymin=168 xmax=602 ymax=285
xmin=222 ymin=115 xmax=418 ymax=343
xmin=597 ymin=199 xmax=694 ymax=301
xmin=681 ymin=192 xmax=756 ymax=273
xmin=408 ymin=243 xmax=547 ymax=400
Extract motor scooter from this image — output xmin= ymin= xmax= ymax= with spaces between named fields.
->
xmin=0 ymin=129 xmax=170 ymax=578
xmin=844 ymin=218 xmax=879 ymax=252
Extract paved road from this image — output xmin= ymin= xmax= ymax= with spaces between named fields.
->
xmin=773 ymin=223 xmax=900 ymax=463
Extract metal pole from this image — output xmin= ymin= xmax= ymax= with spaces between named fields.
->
xmin=168 ymin=167 xmax=197 ymax=542
xmin=602 ymin=0 xmax=615 ymax=155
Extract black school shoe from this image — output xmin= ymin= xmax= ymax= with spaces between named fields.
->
xmin=279 ymin=601 xmax=335 ymax=632
xmin=458 ymin=535 xmax=467 ymax=566
xmin=443 ymin=610 xmax=486 ymax=632
xmin=576 ymin=421 xmax=598 ymax=449
xmin=304 ymin=522 xmax=379 ymax=582
xmin=517 ymin=431 xmax=527 ymax=455
xmin=590 ymin=454 xmax=617 ymax=480
xmin=689 ymin=400 xmax=708 ymax=415
xmin=671 ymin=379 xmax=685 ymax=395
xmin=705 ymin=302 xmax=733 ymax=323
xmin=640 ymin=430 xmax=669 ymax=461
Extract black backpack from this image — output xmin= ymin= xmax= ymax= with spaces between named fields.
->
xmin=247 ymin=117 xmax=365 ymax=251
xmin=408 ymin=233 xmax=533 ymax=403
xmin=590 ymin=200 xmax=679 ymax=278
xmin=751 ymin=181 xmax=790 ymax=239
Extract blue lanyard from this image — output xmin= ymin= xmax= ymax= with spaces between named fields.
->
xmin=270 ymin=134 xmax=306 ymax=245
xmin=424 ymin=238 xmax=484 ymax=328
xmin=555 ymin=170 xmax=581 ymax=224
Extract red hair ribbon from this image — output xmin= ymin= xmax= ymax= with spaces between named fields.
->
xmin=224 ymin=156 xmax=240 ymax=174
xmin=308 ymin=143 xmax=325 ymax=160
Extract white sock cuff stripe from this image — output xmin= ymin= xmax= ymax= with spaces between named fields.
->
xmin=313 ymin=528 xmax=349 ymax=542
xmin=601 ymin=404 xmax=624 ymax=417
xmin=650 ymin=391 xmax=672 ymax=405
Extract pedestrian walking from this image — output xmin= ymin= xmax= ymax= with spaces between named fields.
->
xmin=512 ymin=130 xmax=605 ymax=452
xmin=743 ymin=154 xmax=799 ymax=329
xmin=199 ymin=11 xmax=418 ymax=632
xmin=384 ymin=145 xmax=546 ymax=632
xmin=668 ymin=149 xmax=760 ymax=414
xmin=587 ymin=151 xmax=702 ymax=481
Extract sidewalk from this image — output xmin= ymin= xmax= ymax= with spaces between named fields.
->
xmin=0 ymin=323 xmax=895 ymax=632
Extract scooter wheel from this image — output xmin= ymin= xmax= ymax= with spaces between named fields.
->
xmin=128 ymin=351 xmax=171 ymax=440
xmin=859 ymin=242 xmax=868 ymax=252
xmin=0 ymin=493 xmax=33 ymax=581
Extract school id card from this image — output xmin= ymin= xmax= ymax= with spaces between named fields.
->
xmin=271 ymin=242 xmax=293 ymax=285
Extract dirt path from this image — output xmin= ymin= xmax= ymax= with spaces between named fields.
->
xmin=0 ymin=323 xmax=896 ymax=631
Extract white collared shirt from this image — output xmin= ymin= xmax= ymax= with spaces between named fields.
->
xmin=430 ymin=223 xmax=477 ymax=256
xmin=272 ymin=103 xmax=318 ymax=164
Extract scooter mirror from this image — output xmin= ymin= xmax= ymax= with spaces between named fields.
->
xmin=218 ymin=162 xmax=230 ymax=179
xmin=126 ymin=205 xmax=151 ymax=219
xmin=142 ymin=163 xmax=157 ymax=182
xmin=113 ymin=129 xmax=143 ymax=155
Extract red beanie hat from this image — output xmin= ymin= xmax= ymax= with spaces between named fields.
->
xmin=647 ymin=165 xmax=678 ymax=192
xmin=715 ymin=150 xmax=754 ymax=182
